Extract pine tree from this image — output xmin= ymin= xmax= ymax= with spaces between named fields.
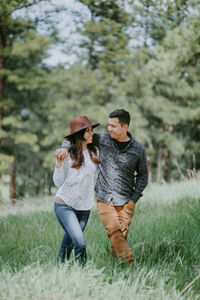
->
xmin=139 ymin=13 xmax=200 ymax=181
xmin=0 ymin=0 xmax=55 ymax=202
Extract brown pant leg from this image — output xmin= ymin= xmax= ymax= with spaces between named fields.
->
xmin=116 ymin=200 xmax=135 ymax=240
xmin=97 ymin=200 xmax=134 ymax=264
xmin=111 ymin=200 xmax=135 ymax=258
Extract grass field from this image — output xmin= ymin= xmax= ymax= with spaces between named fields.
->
xmin=0 ymin=179 xmax=200 ymax=299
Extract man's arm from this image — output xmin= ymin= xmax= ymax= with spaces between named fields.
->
xmin=131 ymin=148 xmax=148 ymax=203
xmin=60 ymin=139 xmax=71 ymax=149
xmin=61 ymin=133 xmax=101 ymax=148
xmin=54 ymin=133 xmax=101 ymax=161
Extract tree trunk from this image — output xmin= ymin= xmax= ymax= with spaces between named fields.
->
xmin=148 ymin=157 xmax=152 ymax=184
xmin=156 ymin=147 xmax=162 ymax=182
xmin=163 ymin=149 xmax=171 ymax=182
xmin=186 ymin=153 xmax=192 ymax=178
xmin=10 ymin=156 xmax=16 ymax=204
xmin=163 ymin=125 xmax=174 ymax=182
xmin=48 ymin=185 xmax=51 ymax=196
xmin=187 ymin=152 xmax=197 ymax=178
xmin=0 ymin=38 xmax=4 ymax=136
xmin=187 ymin=153 xmax=193 ymax=171
xmin=0 ymin=30 xmax=6 ymax=179
xmin=0 ymin=76 xmax=2 ymax=131
xmin=36 ymin=181 xmax=41 ymax=195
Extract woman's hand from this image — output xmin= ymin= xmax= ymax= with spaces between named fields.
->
xmin=54 ymin=148 xmax=68 ymax=160
xmin=54 ymin=148 xmax=68 ymax=168
xmin=56 ymin=159 xmax=63 ymax=168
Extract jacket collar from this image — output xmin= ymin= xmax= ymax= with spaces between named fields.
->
xmin=109 ymin=131 xmax=134 ymax=152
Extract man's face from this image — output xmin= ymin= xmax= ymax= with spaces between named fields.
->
xmin=107 ymin=117 xmax=127 ymax=140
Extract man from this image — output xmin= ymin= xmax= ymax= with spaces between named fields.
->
xmin=55 ymin=109 xmax=148 ymax=265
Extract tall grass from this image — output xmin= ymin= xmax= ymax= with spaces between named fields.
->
xmin=0 ymin=180 xmax=200 ymax=299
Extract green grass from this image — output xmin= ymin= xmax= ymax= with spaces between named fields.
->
xmin=0 ymin=180 xmax=200 ymax=299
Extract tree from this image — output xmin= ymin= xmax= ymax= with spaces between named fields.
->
xmin=0 ymin=0 xmax=56 ymax=202
xmin=139 ymin=14 xmax=200 ymax=181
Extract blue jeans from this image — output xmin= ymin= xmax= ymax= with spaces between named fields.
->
xmin=54 ymin=202 xmax=90 ymax=265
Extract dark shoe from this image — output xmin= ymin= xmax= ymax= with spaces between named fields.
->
xmin=55 ymin=255 xmax=65 ymax=266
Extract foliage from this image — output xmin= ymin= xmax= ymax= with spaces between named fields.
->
xmin=0 ymin=0 xmax=200 ymax=199
xmin=0 ymin=0 xmax=59 ymax=198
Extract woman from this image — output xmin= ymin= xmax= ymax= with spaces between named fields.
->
xmin=53 ymin=116 xmax=100 ymax=265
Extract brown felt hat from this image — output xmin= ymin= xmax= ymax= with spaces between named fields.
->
xmin=65 ymin=116 xmax=100 ymax=138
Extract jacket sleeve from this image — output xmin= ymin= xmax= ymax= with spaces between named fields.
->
xmin=131 ymin=148 xmax=148 ymax=203
xmin=53 ymin=159 xmax=67 ymax=187
xmin=59 ymin=138 xmax=71 ymax=150
xmin=60 ymin=133 xmax=101 ymax=149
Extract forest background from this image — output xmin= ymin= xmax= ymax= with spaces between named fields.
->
xmin=0 ymin=0 xmax=200 ymax=203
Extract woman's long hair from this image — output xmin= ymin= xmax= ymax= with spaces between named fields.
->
xmin=68 ymin=129 xmax=99 ymax=169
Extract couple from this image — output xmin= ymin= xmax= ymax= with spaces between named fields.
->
xmin=53 ymin=109 xmax=148 ymax=266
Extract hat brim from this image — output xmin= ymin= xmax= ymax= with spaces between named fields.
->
xmin=64 ymin=123 xmax=100 ymax=138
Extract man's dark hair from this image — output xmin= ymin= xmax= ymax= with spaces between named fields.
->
xmin=109 ymin=109 xmax=130 ymax=126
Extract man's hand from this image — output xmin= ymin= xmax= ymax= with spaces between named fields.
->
xmin=54 ymin=148 xmax=68 ymax=161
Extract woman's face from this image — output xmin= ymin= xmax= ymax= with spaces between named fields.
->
xmin=83 ymin=126 xmax=93 ymax=144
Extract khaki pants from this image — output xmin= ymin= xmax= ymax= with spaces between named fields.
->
xmin=97 ymin=199 xmax=135 ymax=264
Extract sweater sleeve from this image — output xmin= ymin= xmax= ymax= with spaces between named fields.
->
xmin=53 ymin=159 xmax=67 ymax=188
